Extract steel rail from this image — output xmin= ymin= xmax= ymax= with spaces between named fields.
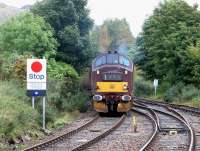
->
xmin=23 ymin=115 xmax=99 ymax=151
xmin=134 ymin=97 xmax=200 ymax=115
xmin=135 ymin=99 xmax=195 ymax=151
xmin=131 ymin=108 xmax=158 ymax=151
xmin=166 ymin=106 xmax=195 ymax=151
xmin=133 ymin=103 xmax=160 ymax=130
xmin=71 ymin=114 xmax=126 ymax=151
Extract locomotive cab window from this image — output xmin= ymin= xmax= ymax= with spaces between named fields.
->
xmin=94 ymin=53 xmax=132 ymax=69
xmin=95 ymin=56 xmax=106 ymax=67
xmin=119 ymin=56 xmax=130 ymax=66
xmin=107 ymin=54 xmax=119 ymax=64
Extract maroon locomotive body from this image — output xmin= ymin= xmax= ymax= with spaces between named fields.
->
xmin=90 ymin=51 xmax=134 ymax=113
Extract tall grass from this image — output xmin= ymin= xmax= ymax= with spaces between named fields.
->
xmin=0 ymin=80 xmax=39 ymax=140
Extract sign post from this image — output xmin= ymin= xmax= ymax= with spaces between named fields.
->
xmin=27 ymin=59 xmax=47 ymax=129
xmin=42 ymin=97 xmax=46 ymax=129
xmin=32 ymin=97 xmax=35 ymax=109
xmin=153 ymin=79 xmax=158 ymax=96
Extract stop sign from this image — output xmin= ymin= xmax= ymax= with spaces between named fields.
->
xmin=31 ymin=61 xmax=43 ymax=73
xmin=27 ymin=59 xmax=46 ymax=96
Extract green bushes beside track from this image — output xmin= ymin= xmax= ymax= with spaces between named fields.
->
xmin=0 ymin=81 xmax=39 ymax=139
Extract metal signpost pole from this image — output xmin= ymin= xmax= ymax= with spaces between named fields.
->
xmin=42 ymin=97 xmax=46 ymax=129
xmin=32 ymin=97 xmax=35 ymax=109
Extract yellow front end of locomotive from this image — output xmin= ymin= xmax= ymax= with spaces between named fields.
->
xmin=92 ymin=101 xmax=108 ymax=112
xmin=96 ymin=82 xmax=128 ymax=92
xmin=117 ymin=102 xmax=132 ymax=112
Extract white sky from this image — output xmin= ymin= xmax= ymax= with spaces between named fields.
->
xmin=1 ymin=0 xmax=200 ymax=36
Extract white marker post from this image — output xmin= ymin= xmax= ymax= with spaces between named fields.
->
xmin=153 ymin=79 xmax=158 ymax=96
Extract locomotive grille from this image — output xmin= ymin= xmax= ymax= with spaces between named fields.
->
xmin=102 ymin=73 xmax=122 ymax=81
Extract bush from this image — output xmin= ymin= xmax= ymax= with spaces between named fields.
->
xmin=0 ymin=51 xmax=20 ymax=80
xmin=48 ymin=59 xmax=80 ymax=98
xmin=47 ymin=59 xmax=79 ymax=80
xmin=159 ymin=81 xmax=171 ymax=94
xmin=63 ymin=92 xmax=89 ymax=113
xmin=164 ymin=83 xmax=200 ymax=103
xmin=72 ymin=92 xmax=89 ymax=112
xmin=47 ymin=78 xmax=65 ymax=110
xmin=79 ymin=68 xmax=90 ymax=93
xmin=47 ymin=60 xmax=81 ymax=113
xmin=191 ymin=97 xmax=200 ymax=107
xmin=0 ymin=80 xmax=39 ymax=139
xmin=13 ymin=54 xmax=33 ymax=82
xmin=164 ymin=83 xmax=183 ymax=102
xmin=181 ymin=85 xmax=199 ymax=100
xmin=0 ymin=12 xmax=58 ymax=57
xmin=37 ymin=104 xmax=57 ymax=125
xmin=164 ymin=87 xmax=178 ymax=103
xmin=134 ymin=78 xmax=153 ymax=96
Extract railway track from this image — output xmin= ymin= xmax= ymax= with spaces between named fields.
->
xmin=23 ymin=115 xmax=99 ymax=151
xmin=132 ymin=107 xmax=158 ymax=151
xmin=23 ymin=97 xmax=198 ymax=151
xmin=24 ymin=115 xmax=126 ymax=151
xmin=134 ymin=97 xmax=200 ymax=115
xmin=135 ymin=98 xmax=196 ymax=151
xmin=173 ymin=108 xmax=200 ymax=151
xmin=85 ymin=109 xmax=156 ymax=151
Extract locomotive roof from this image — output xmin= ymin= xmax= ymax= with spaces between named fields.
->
xmin=92 ymin=51 xmax=133 ymax=71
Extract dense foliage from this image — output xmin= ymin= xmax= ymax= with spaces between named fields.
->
xmin=164 ymin=83 xmax=200 ymax=106
xmin=31 ymin=0 xmax=95 ymax=71
xmin=0 ymin=12 xmax=58 ymax=58
xmin=92 ymin=19 xmax=135 ymax=53
xmin=0 ymin=81 xmax=39 ymax=140
xmin=137 ymin=0 xmax=200 ymax=85
xmin=0 ymin=0 xmax=94 ymax=146
xmin=184 ymin=40 xmax=200 ymax=86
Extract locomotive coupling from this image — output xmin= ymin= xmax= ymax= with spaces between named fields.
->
xmin=93 ymin=95 xmax=103 ymax=102
xmin=122 ymin=95 xmax=131 ymax=102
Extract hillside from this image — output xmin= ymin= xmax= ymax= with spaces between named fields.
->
xmin=0 ymin=3 xmax=22 ymax=23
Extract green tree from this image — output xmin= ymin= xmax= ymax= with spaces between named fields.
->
xmin=138 ymin=0 xmax=200 ymax=85
xmin=0 ymin=12 xmax=58 ymax=58
xmin=183 ymin=40 xmax=200 ymax=86
xmin=89 ymin=26 xmax=101 ymax=56
xmin=31 ymin=0 xmax=94 ymax=71
xmin=98 ymin=19 xmax=134 ymax=52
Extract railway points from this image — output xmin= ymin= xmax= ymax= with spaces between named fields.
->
xmin=23 ymin=98 xmax=199 ymax=151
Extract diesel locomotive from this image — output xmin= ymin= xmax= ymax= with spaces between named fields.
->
xmin=90 ymin=51 xmax=134 ymax=113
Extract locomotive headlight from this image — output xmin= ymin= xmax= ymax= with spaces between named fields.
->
xmin=96 ymin=85 xmax=99 ymax=90
xmin=123 ymin=84 xmax=128 ymax=90
xmin=122 ymin=95 xmax=131 ymax=102
xmin=125 ymin=70 xmax=128 ymax=75
xmin=97 ymin=70 xmax=100 ymax=75
xmin=93 ymin=95 xmax=102 ymax=102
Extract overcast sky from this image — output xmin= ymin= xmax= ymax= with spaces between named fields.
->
xmin=1 ymin=0 xmax=200 ymax=36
